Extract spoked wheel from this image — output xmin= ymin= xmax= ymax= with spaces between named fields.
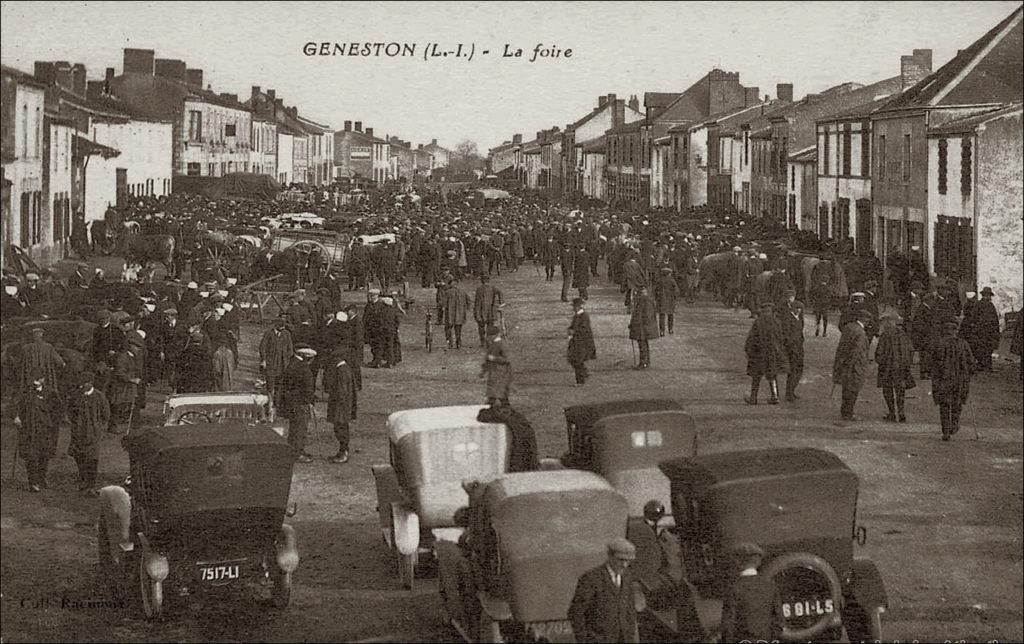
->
xmin=138 ymin=554 xmax=165 ymax=619
xmin=290 ymin=240 xmax=334 ymax=275
xmin=397 ymin=549 xmax=417 ymax=590
xmin=176 ymin=411 xmax=212 ymax=425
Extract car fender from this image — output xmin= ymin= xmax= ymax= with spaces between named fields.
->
xmin=847 ymin=558 xmax=888 ymax=611
xmin=98 ymin=485 xmax=134 ymax=554
xmin=275 ymin=524 xmax=300 ymax=574
xmin=391 ymin=501 xmax=420 ymax=556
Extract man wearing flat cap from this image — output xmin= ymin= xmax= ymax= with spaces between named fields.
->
xmin=720 ymin=542 xmax=781 ymax=641
xmin=282 ymin=345 xmax=317 ymax=462
xmin=930 ymin=320 xmax=974 ymax=441
xmin=833 ymin=310 xmax=872 ymax=421
xmin=569 ymin=537 xmax=639 ymax=642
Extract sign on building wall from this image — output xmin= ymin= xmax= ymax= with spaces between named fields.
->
xmin=350 ymin=146 xmax=371 ymax=159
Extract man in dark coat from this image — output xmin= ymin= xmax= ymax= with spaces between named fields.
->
xmin=442 ymin=280 xmax=472 ymax=349
xmin=960 ymin=286 xmax=1001 ymax=371
xmin=15 ymin=377 xmax=62 ymax=492
xmin=833 ymin=311 xmax=871 ymax=421
xmin=92 ymin=310 xmax=124 ymax=392
xmin=176 ymin=329 xmax=213 ymax=393
xmin=875 ymin=312 xmax=915 ymax=423
xmin=573 ymin=248 xmax=591 ymax=301
xmin=540 ymin=235 xmax=559 ymax=281
xmin=567 ymin=298 xmax=597 ymax=386
xmin=779 ymin=300 xmax=805 ymax=402
xmin=282 ymin=346 xmax=317 ymax=462
xmin=931 ymin=320 xmax=975 ymax=441
xmin=559 ymin=244 xmax=575 ymax=303
xmin=67 ymin=379 xmax=110 ymax=493
xmin=720 ymin=543 xmax=782 ymax=642
xmin=628 ymin=286 xmax=659 ymax=370
xmin=653 ymin=267 xmax=679 ymax=336
xmin=323 ymin=348 xmax=355 ymax=464
xmin=363 ymin=289 xmax=387 ymax=367
xmin=568 ymin=538 xmax=639 ymax=643
xmin=108 ymin=337 xmax=141 ymax=434
xmin=622 ymin=253 xmax=646 ymax=309
xmin=744 ymin=302 xmax=788 ymax=404
xmin=473 ymin=274 xmax=503 ymax=347
xmin=482 ymin=325 xmax=511 ymax=406
xmin=343 ymin=304 xmax=364 ymax=391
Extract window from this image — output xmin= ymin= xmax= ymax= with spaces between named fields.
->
xmin=791 ymin=165 xmax=796 ymax=190
xmin=225 ymin=123 xmax=236 ymax=137
xmin=938 ymin=138 xmax=948 ymax=195
xmin=207 ymin=162 xmax=215 ymax=176
xmin=630 ymin=431 xmax=664 ymax=448
xmin=961 ymin=136 xmax=972 ymax=197
xmin=860 ymin=126 xmax=870 ymax=178
xmin=902 ymin=134 xmax=911 ymax=182
xmin=842 ymin=126 xmax=852 ymax=176
xmin=878 ymin=135 xmax=886 ymax=180
xmin=21 ymin=105 xmax=28 ymax=157
xmin=188 ymin=110 xmax=203 ymax=141
xmin=221 ymin=162 xmax=227 ymax=176
xmin=34 ymin=107 xmax=41 ymax=157
xmin=31 ymin=192 xmax=42 ymax=245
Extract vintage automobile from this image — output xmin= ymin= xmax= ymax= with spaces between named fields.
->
xmin=372 ymin=405 xmax=511 ymax=589
xmin=436 ymin=470 xmax=634 ymax=643
xmin=561 ymin=399 xmax=698 ymax=518
xmin=654 ymin=447 xmax=887 ymax=642
xmin=162 ymin=391 xmax=286 ymax=437
xmin=97 ymin=421 xmax=299 ymax=618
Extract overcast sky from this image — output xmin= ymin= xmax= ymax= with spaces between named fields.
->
xmin=1 ymin=1 xmax=1019 ymax=151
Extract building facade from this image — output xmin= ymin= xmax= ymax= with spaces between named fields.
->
xmin=250 ymin=116 xmax=278 ymax=177
xmin=2 ymin=66 xmax=47 ymax=266
xmin=86 ymin=118 xmax=173 ymax=221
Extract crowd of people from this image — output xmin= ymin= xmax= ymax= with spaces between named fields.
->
xmin=3 ymin=185 xmax=1022 ymax=494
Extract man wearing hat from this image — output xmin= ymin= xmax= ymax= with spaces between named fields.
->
xmin=960 ymin=286 xmax=1000 ymax=372
xmin=364 ymin=289 xmax=386 ymax=368
xmin=568 ymin=537 xmax=639 ymax=643
xmin=323 ymin=346 xmax=356 ymax=464
xmin=18 ymin=327 xmax=66 ymax=396
xmin=931 ymin=320 xmax=975 ymax=441
xmin=744 ymin=302 xmax=788 ymax=404
xmin=567 ymin=297 xmax=596 ymax=386
xmin=67 ymin=378 xmax=110 ymax=494
xmin=473 ymin=274 xmax=504 ymax=348
xmin=875 ymin=311 xmax=915 ymax=422
xmin=779 ymin=300 xmax=805 ymax=402
xmin=559 ymin=243 xmax=575 ymax=303
xmin=628 ymin=286 xmax=659 ymax=370
xmin=282 ymin=345 xmax=317 ymax=462
xmin=653 ymin=266 xmax=679 ymax=336
xmin=720 ymin=543 xmax=781 ymax=642
xmin=14 ymin=376 xmax=62 ymax=492
xmin=833 ymin=310 xmax=872 ymax=421
xmin=482 ymin=325 xmax=511 ymax=406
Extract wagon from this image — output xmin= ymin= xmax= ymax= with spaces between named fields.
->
xmin=435 ymin=470 xmax=634 ymax=642
xmin=96 ymin=421 xmax=299 ymax=618
xmin=371 ymin=405 xmax=511 ymax=589
xmin=655 ymin=448 xmax=887 ymax=642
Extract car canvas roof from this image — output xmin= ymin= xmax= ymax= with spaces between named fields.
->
xmin=487 ymin=470 xmax=612 ymax=501
xmin=387 ymin=405 xmax=495 ymax=442
xmin=164 ymin=392 xmax=269 ymax=408
xmin=564 ymin=398 xmax=683 ymax=427
xmin=127 ymin=420 xmax=288 ymax=457
xmin=660 ymin=447 xmax=851 ymax=486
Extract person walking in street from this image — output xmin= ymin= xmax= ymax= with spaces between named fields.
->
xmin=628 ymin=286 xmax=659 ymax=370
xmin=573 ymin=247 xmax=591 ymax=301
xmin=719 ymin=543 xmax=782 ymax=642
xmin=482 ymin=325 xmax=511 ymax=406
xmin=833 ymin=310 xmax=872 ymax=421
xmin=282 ymin=345 xmax=317 ymax=462
xmin=560 ymin=243 xmax=575 ymax=303
xmin=14 ymin=377 xmax=62 ymax=492
xmin=324 ymin=347 xmax=356 ymax=464
xmin=568 ymin=538 xmax=639 ymax=643
xmin=744 ymin=302 xmax=788 ymax=404
xmin=567 ymin=297 xmax=596 ymax=386
xmin=363 ymin=289 xmax=387 ymax=368
xmin=473 ymin=274 xmax=503 ymax=347
xmin=875 ymin=312 xmax=915 ymax=423
xmin=931 ymin=320 xmax=975 ymax=441
xmin=960 ymin=286 xmax=1001 ymax=372
xmin=442 ymin=279 xmax=472 ymax=349
xmin=67 ymin=379 xmax=110 ymax=494
xmin=653 ymin=266 xmax=679 ymax=336
xmin=779 ymin=300 xmax=805 ymax=402
xmin=108 ymin=337 xmax=140 ymax=434
xmin=622 ymin=251 xmax=646 ymax=309
xmin=809 ymin=278 xmax=832 ymax=337
xmin=18 ymin=327 xmax=66 ymax=396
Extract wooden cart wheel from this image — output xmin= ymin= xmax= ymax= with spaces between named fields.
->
xmin=290 ymin=240 xmax=334 ymax=275
xmin=139 ymin=552 xmax=165 ymax=619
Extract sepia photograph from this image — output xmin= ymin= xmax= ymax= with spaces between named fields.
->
xmin=1 ymin=1 xmax=1022 ymax=642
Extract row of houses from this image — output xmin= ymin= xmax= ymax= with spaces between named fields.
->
xmin=2 ymin=46 xmax=452 ymax=269
xmin=489 ymin=7 xmax=1023 ymax=314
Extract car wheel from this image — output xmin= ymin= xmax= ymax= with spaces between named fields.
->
xmin=397 ymin=549 xmax=416 ymax=590
xmin=139 ymin=554 xmax=165 ymax=619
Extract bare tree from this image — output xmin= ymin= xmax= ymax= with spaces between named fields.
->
xmin=448 ymin=139 xmax=485 ymax=178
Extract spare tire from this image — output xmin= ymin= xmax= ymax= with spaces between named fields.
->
xmin=761 ymin=552 xmax=843 ymax=641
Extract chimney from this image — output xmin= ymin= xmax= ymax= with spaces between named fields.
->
xmin=154 ymin=58 xmax=187 ymax=82
xmin=366 ymin=127 xmax=373 ymax=138
xmin=744 ymin=86 xmax=760 ymax=106
xmin=267 ymin=88 xmax=276 ymax=103
xmin=512 ymin=133 xmax=523 ymax=145
xmin=33 ymin=62 xmax=56 ymax=86
xmin=220 ymin=93 xmax=239 ymax=104
xmin=273 ymin=98 xmax=283 ymax=117
xmin=432 ymin=138 xmax=437 ymax=145
xmin=71 ymin=64 xmax=86 ymax=96
xmin=86 ymin=80 xmax=104 ymax=97
xmin=123 ymin=48 xmax=155 ymax=74
xmin=354 ymin=121 xmax=363 ymax=132
xmin=776 ymin=83 xmax=794 ymax=103
xmin=598 ymin=95 xmax=609 ymax=109
xmin=612 ymin=99 xmax=625 ymax=128
xmin=251 ymin=85 xmax=261 ymax=102
xmin=344 ymin=120 xmax=352 ymax=131
xmin=628 ymin=95 xmax=640 ymax=112
xmin=185 ymin=68 xmax=203 ymax=89
xmin=901 ymin=49 xmax=932 ymax=90
xmin=418 ymin=143 xmax=423 ymax=150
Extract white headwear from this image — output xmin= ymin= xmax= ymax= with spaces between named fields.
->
xmin=381 ymin=297 xmax=394 ymax=306
xmin=4 ymin=286 xmax=17 ymax=295
xmin=136 ymin=329 xmax=147 ymax=340
xmin=217 ymin=290 xmax=228 ymax=298
xmin=759 ymin=253 xmax=768 ymax=260
xmin=226 ymin=277 xmax=238 ymax=286
xmin=199 ymin=292 xmax=209 ymax=298
xmin=222 ymin=303 xmax=234 ymax=312
xmin=334 ymin=311 xmax=349 ymax=322
xmin=187 ymin=281 xmax=198 ymax=289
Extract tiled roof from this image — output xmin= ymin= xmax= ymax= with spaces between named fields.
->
xmin=606 ymin=117 xmax=648 ymax=135
xmin=644 ymin=92 xmax=682 ymax=109
xmin=928 ymin=102 xmax=1022 ymax=135
xmin=1 ymin=64 xmax=47 ymax=88
xmin=789 ymin=145 xmax=817 ymax=162
xmin=580 ymin=136 xmax=606 ymax=153
xmin=879 ymin=7 xmax=1023 ymax=111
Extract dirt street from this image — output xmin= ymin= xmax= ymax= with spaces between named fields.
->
xmin=2 ymin=260 xmax=1022 ymax=642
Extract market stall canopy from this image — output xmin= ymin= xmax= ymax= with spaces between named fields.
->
xmin=173 ymin=172 xmax=282 ymax=201
xmin=473 ymin=188 xmax=511 ymax=200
